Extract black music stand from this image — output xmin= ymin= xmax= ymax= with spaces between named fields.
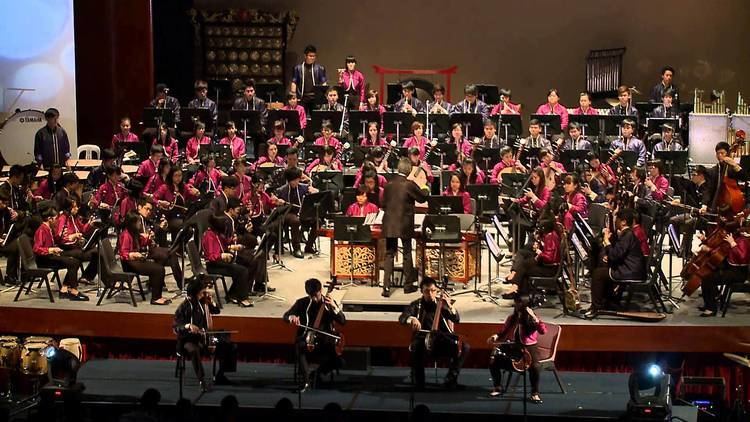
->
xmin=302 ymin=144 xmax=324 ymax=163
xmin=530 ymin=114 xmax=561 ymax=138
xmin=349 ymin=111 xmax=380 ymax=141
xmin=383 ymin=112 xmax=417 ymax=142
xmin=262 ymin=203 xmax=293 ymax=272
xmin=473 ymin=147 xmax=500 ymax=172
xmin=646 ymin=118 xmax=680 ymax=135
xmin=601 ymin=115 xmax=630 ymax=137
xmin=569 ymin=114 xmax=602 ymax=139
xmin=494 ymin=114 xmax=523 ymax=142
xmin=119 ymin=142 xmax=148 ymax=164
xmin=267 ymin=110 xmax=302 ymax=135
xmin=310 ymin=111 xmax=343 ymax=136
xmin=475 ymin=84 xmax=500 ymax=105
xmin=427 ymin=195 xmax=463 ymax=215
xmin=634 ymin=102 xmax=658 ymax=118
xmin=519 ymin=147 xmax=541 ymax=170
xmin=654 ymin=151 xmax=688 ymax=179
xmin=425 ymin=143 xmax=458 ymax=169
xmin=142 ymin=107 xmax=175 ymax=128
xmin=199 ymin=144 xmax=233 ymax=170
xmin=559 ymin=150 xmax=589 ymax=172
xmin=426 ymin=113 xmax=450 ymax=140
xmin=333 ymin=216 xmax=372 ymax=287
xmin=179 ymin=108 xmax=214 ymax=133
xmin=467 ymin=184 xmax=499 ymax=216
xmin=230 ymin=110 xmax=263 ymax=144
xmin=501 ymin=172 xmax=533 ymax=254
xmin=439 ymin=170 xmax=453 ymax=193
xmin=421 ymin=214 xmax=461 ymax=284
xmin=339 ymin=188 xmax=357 ymax=213
xmin=387 ymin=147 xmax=410 ymax=170
xmin=312 ymin=171 xmax=343 ymax=200
xmin=450 ymin=113 xmax=483 ymax=138
xmin=603 ymin=149 xmax=638 ymax=170
xmin=300 ymin=190 xmax=334 ymax=257
xmin=352 ymin=146 xmax=373 ymax=168
xmin=255 ymin=83 xmax=284 ymax=103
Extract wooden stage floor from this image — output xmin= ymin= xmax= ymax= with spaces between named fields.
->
xmin=1 ymin=237 xmax=749 ymax=354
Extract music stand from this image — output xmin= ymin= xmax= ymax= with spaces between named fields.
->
xmin=421 ymin=214 xmax=461 ymax=284
xmin=519 ymin=147 xmax=541 ymax=170
xmin=310 ymin=111 xmax=343 ymax=136
xmin=654 ymin=151 xmax=689 ymax=180
xmin=179 ymin=108 xmax=214 ymax=132
xmin=467 ymin=184 xmax=499 ymax=216
xmin=494 ymin=114 xmax=523 ymax=142
xmin=383 ymin=112 xmax=417 ymax=142
xmin=634 ymin=101 xmax=658 ymax=117
xmin=530 ymin=114 xmax=561 ymax=138
xmin=339 ymin=188 xmax=357 ymax=213
xmin=501 ymin=172 xmax=533 ymax=254
xmin=352 ymin=146 xmax=373 ymax=168
xmin=312 ymin=171 xmax=343 ymax=200
xmin=475 ymin=84 xmax=500 ymax=105
xmin=230 ymin=110 xmax=263 ymax=144
xmin=473 ymin=147 xmax=500 ymax=171
xmin=569 ymin=114 xmax=602 ymax=139
xmin=450 ymin=113 xmax=483 ymax=138
xmin=426 ymin=113 xmax=450 ymax=140
xmin=601 ymin=115 xmax=630 ymax=137
xmin=142 ymin=107 xmax=175 ymax=128
xmin=425 ymin=143 xmax=458 ymax=169
xmin=348 ymin=111 xmax=380 ymax=141
xmin=439 ymin=170 xmax=453 ymax=192
xmin=427 ymin=195 xmax=463 ymax=215
xmin=253 ymin=233 xmax=286 ymax=302
xmin=262 ymin=203 xmax=293 ymax=272
xmin=559 ymin=150 xmax=589 ymax=172
xmin=302 ymin=145 xmax=324 ymax=163
xmin=300 ymin=190 xmax=334 ymax=257
xmin=267 ymin=110 xmax=301 ymax=135
xmin=603 ymin=149 xmax=638 ymax=170
xmin=646 ymin=118 xmax=680 ymax=135
xmin=119 ymin=142 xmax=148 ymax=164
xmin=333 ymin=216 xmax=372 ymax=287
xmin=199 ymin=144 xmax=233 ymax=170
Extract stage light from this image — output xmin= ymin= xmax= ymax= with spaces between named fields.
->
xmin=627 ymin=363 xmax=672 ymax=421
xmin=46 ymin=347 xmax=81 ymax=388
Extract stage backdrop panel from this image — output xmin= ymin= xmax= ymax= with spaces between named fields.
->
xmin=0 ymin=0 xmax=78 ymax=165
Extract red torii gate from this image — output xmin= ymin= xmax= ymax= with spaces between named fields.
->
xmin=372 ymin=65 xmax=458 ymax=103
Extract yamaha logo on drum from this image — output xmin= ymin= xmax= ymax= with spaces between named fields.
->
xmin=19 ymin=116 xmax=43 ymax=123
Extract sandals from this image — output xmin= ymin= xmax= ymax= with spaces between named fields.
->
xmin=228 ymin=297 xmax=254 ymax=307
xmin=150 ymin=298 xmax=172 ymax=306
xmin=529 ymin=393 xmax=543 ymax=404
xmin=489 ymin=387 xmax=504 ymax=397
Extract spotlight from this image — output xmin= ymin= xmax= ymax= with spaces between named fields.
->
xmin=627 ymin=363 xmax=672 ymax=421
xmin=46 ymin=347 xmax=81 ymax=388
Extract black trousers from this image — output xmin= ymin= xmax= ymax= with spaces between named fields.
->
xmin=510 ymin=250 xmax=559 ymax=294
xmin=206 ymin=261 xmax=250 ymax=300
xmin=234 ymin=248 xmax=267 ymax=291
xmin=122 ymin=260 xmax=165 ymax=300
xmin=179 ymin=339 xmax=235 ymax=382
xmin=295 ymin=337 xmax=339 ymax=384
xmin=701 ymin=262 xmax=748 ymax=312
xmin=37 ymin=254 xmax=81 ymax=288
xmin=148 ymin=246 xmax=183 ymax=289
xmin=61 ymin=247 xmax=98 ymax=281
xmin=0 ymin=241 xmax=20 ymax=282
xmin=590 ymin=267 xmax=612 ymax=309
xmin=383 ymin=237 xmax=415 ymax=290
xmin=410 ymin=335 xmax=470 ymax=387
xmin=489 ymin=343 xmax=542 ymax=394
xmin=284 ymin=213 xmax=315 ymax=251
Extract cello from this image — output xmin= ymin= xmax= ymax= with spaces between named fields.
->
xmin=681 ymin=209 xmax=750 ymax=297
xmin=303 ymin=277 xmax=345 ymax=356
xmin=715 ymin=131 xmax=746 ymax=216
xmin=422 ymin=277 xmax=462 ymax=357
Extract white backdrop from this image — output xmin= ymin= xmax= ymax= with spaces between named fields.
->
xmin=0 ymin=0 xmax=78 ymax=165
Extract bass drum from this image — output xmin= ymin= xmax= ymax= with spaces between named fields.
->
xmin=0 ymin=110 xmax=45 ymax=165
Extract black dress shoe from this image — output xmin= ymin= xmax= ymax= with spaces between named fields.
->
xmin=304 ymin=245 xmax=317 ymax=254
xmin=381 ymin=288 xmax=391 ymax=298
xmin=583 ymin=308 xmax=599 ymax=319
xmin=200 ymin=380 xmax=212 ymax=392
xmin=69 ymin=292 xmax=90 ymax=301
xmin=59 ymin=291 xmax=71 ymax=299
xmin=292 ymin=250 xmax=304 ymax=259
xmin=404 ymin=284 xmax=418 ymax=294
xmin=501 ymin=292 xmax=516 ymax=300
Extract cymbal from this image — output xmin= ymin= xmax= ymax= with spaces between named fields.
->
xmin=605 ymin=98 xmax=620 ymax=107
xmin=723 ymin=353 xmax=750 ymax=368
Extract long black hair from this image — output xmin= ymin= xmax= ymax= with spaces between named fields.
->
xmin=507 ymin=295 xmax=540 ymax=335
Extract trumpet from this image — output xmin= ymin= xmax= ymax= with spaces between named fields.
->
xmin=402 ymin=97 xmax=417 ymax=116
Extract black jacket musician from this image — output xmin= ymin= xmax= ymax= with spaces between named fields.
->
xmin=283 ymin=278 xmax=346 ymax=390
xmin=173 ymin=278 xmax=236 ymax=391
xmin=399 ymin=277 xmax=470 ymax=389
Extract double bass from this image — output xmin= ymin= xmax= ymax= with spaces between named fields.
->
xmin=715 ymin=130 xmax=746 ymax=216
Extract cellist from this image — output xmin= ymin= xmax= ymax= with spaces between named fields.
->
xmin=399 ymin=277 xmax=470 ymax=390
xmin=283 ymin=278 xmax=346 ymax=391
xmin=707 ymin=141 xmax=744 ymax=215
xmin=697 ymin=225 xmax=750 ymax=317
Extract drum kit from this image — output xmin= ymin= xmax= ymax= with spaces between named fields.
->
xmin=0 ymin=335 xmax=82 ymax=398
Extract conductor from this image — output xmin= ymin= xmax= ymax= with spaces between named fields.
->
xmin=381 ymin=157 xmax=430 ymax=297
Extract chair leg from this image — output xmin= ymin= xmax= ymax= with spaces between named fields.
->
xmin=53 ymin=271 xmax=62 ymax=289
xmin=652 ymin=285 xmax=667 ymax=313
xmin=135 ymin=275 xmax=146 ymax=300
xmin=721 ymin=287 xmax=733 ymax=317
xmin=552 ymin=367 xmax=566 ymax=394
xmin=96 ymin=287 xmax=109 ymax=306
xmin=213 ymin=278 xmax=223 ymax=308
xmin=624 ymin=285 xmax=634 ymax=309
xmin=14 ymin=280 xmax=26 ymax=301
xmin=44 ymin=276 xmax=54 ymax=303
xmin=128 ymin=281 xmax=137 ymax=307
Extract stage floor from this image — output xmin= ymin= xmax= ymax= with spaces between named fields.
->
xmin=74 ymin=358 xmax=696 ymax=421
xmin=1 ymin=237 xmax=749 ymax=353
